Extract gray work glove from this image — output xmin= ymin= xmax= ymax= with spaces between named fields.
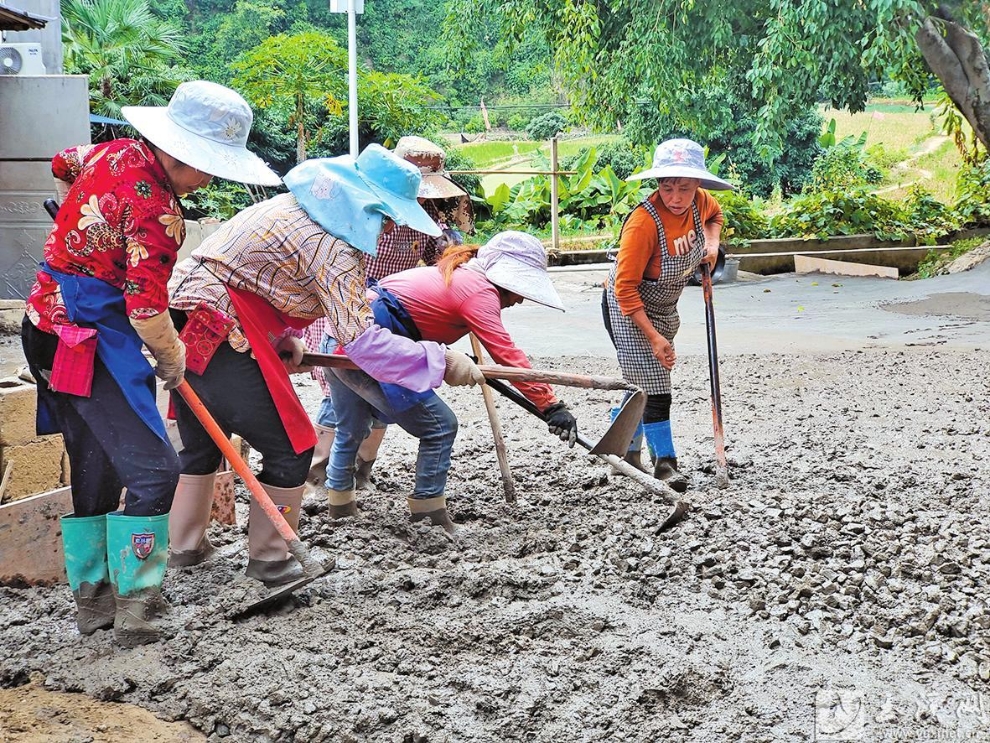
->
xmin=544 ymin=401 xmax=578 ymax=447
xmin=443 ymin=350 xmax=485 ymax=387
xmin=130 ymin=312 xmax=185 ymax=390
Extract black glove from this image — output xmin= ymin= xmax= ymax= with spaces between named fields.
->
xmin=544 ymin=401 xmax=578 ymax=447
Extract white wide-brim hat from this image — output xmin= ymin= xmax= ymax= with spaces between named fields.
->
xmin=626 ymin=138 xmax=733 ymax=191
xmin=122 ymin=80 xmax=281 ymax=187
xmin=473 ymin=231 xmax=565 ymax=312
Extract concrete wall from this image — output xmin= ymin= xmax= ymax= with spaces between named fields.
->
xmin=0 ymin=75 xmax=90 ymax=299
xmin=1 ymin=0 xmax=62 ymax=73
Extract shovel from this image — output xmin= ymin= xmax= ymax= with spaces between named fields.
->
xmin=175 ymin=381 xmax=333 ymax=616
xmin=301 ymin=352 xmax=646 ymax=457
xmin=483 ymin=377 xmax=689 ymax=531
xmin=699 ymin=263 xmax=729 ymax=488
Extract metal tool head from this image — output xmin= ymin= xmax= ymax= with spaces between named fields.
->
xmin=589 ymin=389 xmax=646 ymax=457
xmin=231 ymin=560 xmax=335 ymax=620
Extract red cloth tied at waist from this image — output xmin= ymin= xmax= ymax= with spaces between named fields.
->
xmin=226 ymin=286 xmax=318 ymax=455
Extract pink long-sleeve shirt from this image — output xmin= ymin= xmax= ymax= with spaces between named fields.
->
xmin=377 ymin=266 xmax=558 ymax=411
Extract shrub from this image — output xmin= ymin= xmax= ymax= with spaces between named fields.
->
xmin=954 ymin=157 xmax=990 ymax=227
xmin=768 ymin=187 xmax=912 ymax=241
xmin=507 ymin=113 xmax=530 ymax=132
xmin=526 ymin=110 xmax=568 ymax=140
xmin=715 ymin=189 xmax=768 ymax=245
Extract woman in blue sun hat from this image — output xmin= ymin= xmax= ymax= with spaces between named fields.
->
xmin=603 ymin=138 xmax=732 ymax=491
xmin=165 ymin=144 xmax=485 ymax=587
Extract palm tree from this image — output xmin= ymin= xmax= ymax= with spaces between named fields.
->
xmin=62 ymin=0 xmax=187 ymax=119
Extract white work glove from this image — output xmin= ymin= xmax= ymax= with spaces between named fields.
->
xmin=130 ymin=312 xmax=185 ymax=390
xmin=443 ymin=350 xmax=485 ymax=387
xmin=53 ymin=177 xmax=70 ymax=204
xmin=277 ymin=335 xmax=313 ymax=374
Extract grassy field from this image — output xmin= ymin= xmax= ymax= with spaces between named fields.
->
xmin=455 ymin=135 xmax=622 ymax=193
xmin=454 ymin=102 xmax=960 ymax=206
xmin=824 ymin=102 xmax=960 ymax=202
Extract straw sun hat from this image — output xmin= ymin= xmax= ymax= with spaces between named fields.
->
xmin=121 ymin=80 xmax=281 ymax=187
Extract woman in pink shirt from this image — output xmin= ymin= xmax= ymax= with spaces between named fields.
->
xmin=324 ymin=231 xmax=579 ymax=532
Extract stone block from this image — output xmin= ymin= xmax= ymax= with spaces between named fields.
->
xmin=1 ymin=435 xmax=65 ymax=502
xmin=0 ymin=377 xmax=38 ymax=446
xmin=0 ymin=486 xmax=72 ymax=586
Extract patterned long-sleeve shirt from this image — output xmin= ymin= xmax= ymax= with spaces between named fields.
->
xmin=169 ymin=193 xmax=373 ymax=353
xmin=363 ymin=200 xmax=447 ymax=281
xmin=26 ymin=139 xmax=185 ymax=332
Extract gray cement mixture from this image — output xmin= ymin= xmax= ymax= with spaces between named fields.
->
xmin=2 ymin=264 xmax=989 ymax=742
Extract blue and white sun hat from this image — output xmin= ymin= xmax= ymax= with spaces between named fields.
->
xmin=121 ymin=80 xmax=281 ymax=186
xmin=284 ymin=144 xmax=442 ymax=256
xmin=626 ymin=138 xmax=733 ymax=191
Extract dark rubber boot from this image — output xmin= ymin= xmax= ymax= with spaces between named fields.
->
xmin=653 ymin=457 xmax=689 ymax=493
xmin=354 ymin=456 xmax=376 ymax=491
xmin=407 ymin=496 xmax=456 ymax=535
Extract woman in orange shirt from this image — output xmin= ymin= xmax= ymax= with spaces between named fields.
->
xmin=602 ymin=139 xmax=732 ymax=490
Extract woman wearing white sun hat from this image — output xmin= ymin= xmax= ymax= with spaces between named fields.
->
xmin=602 ymin=138 xmax=732 ymax=491
xmin=164 ymin=144 xmax=486 ymax=581
xmin=324 ymin=230 xmax=579 ymax=533
xmin=21 ymin=80 xmax=280 ymax=647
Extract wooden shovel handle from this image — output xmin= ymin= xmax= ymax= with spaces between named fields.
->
xmin=300 ymin=352 xmax=640 ymax=393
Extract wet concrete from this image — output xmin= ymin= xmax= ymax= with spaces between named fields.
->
xmin=1 ymin=262 xmax=988 ymax=741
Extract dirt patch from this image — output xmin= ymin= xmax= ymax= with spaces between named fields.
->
xmin=882 ymin=291 xmax=990 ymax=321
xmin=0 ymin=679 xmax=202 ymax=742
xmin=1 ymin=349 xmax=988 ymax=742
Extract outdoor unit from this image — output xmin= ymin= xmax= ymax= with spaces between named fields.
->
xmin=0 ymin=43 xmax=45 ymax=76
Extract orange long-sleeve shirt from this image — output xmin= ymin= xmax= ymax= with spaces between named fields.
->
xmin=612 ymin=189 xmax=723 ymax=315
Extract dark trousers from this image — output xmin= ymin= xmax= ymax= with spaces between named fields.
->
xmin=168 ymin=312 xmax=311 ymax=488
xmin=21 ymin=318 xmax=179 ymax=517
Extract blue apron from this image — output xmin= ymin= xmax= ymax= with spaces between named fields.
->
xmin=37 ymin=264 xmax=167 ymax=442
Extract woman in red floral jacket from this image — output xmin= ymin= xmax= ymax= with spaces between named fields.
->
xmin=21 ymin=81 xmax=280 ymax=647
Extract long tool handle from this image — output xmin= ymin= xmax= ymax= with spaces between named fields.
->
xmin=175 ymin=381 xmax=323 ymax=576
xmin=301 ymin=352 xmax=640 ymax=393
xmin=700 ymin=263 xmax=729 ymax=488
xmin=484 ymin=376 xmax=684 ymax=504
xmin=469 ymin=334 xmax=515 ymax=503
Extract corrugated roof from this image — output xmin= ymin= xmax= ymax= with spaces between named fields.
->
xmin=0 ymin=4 xmax=49 ymax=31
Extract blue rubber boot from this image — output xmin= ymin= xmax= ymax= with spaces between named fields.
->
xmin=61 ymin=513 xmax=115 ymax=635
xmin=106 ymin=512 xmax=169 ymax=647
xmin=643 ymin=421 xmax=689 ymax=492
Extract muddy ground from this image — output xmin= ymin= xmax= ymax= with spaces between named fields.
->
xmin=2 ymin=282 xmax=989 ymax=742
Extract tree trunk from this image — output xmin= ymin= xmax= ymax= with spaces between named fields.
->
xmin=916 ymin=15 xmax=990 ymax=150
xmin=296 ymin=96 xmax=307 ymax=164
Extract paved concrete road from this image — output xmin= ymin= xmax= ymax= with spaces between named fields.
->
xmin=483 ymin=261 xmax=990 ymax=359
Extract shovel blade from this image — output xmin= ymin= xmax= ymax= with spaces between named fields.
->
xmin=589 ymin=390 xmax=645 ymax=457
xmin=232 ymin=562 xmax=334 ymax=619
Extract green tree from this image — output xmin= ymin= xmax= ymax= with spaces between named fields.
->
xmin=445 ymin=1 xmax=990 ymax=159
xmin=232 ymin=31 xmax=348 ymax=163
xmin=61 ymin=0 xmax=188 ymax=118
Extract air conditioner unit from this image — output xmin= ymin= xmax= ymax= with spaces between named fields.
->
xmin=0 ymin=43 xmax=45 ymax=76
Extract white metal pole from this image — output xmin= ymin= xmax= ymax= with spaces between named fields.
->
xmin=348 ymin=0 xmax=359 ymax=156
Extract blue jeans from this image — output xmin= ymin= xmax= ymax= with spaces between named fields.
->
xmin=326 ymin=367 xmax=457 ymax=499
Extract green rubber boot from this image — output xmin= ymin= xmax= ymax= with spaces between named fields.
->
xmin=60 ymin=513 xmax=115 ymax=635
xmin=106 ymin=512 xmax=169 ymax=648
